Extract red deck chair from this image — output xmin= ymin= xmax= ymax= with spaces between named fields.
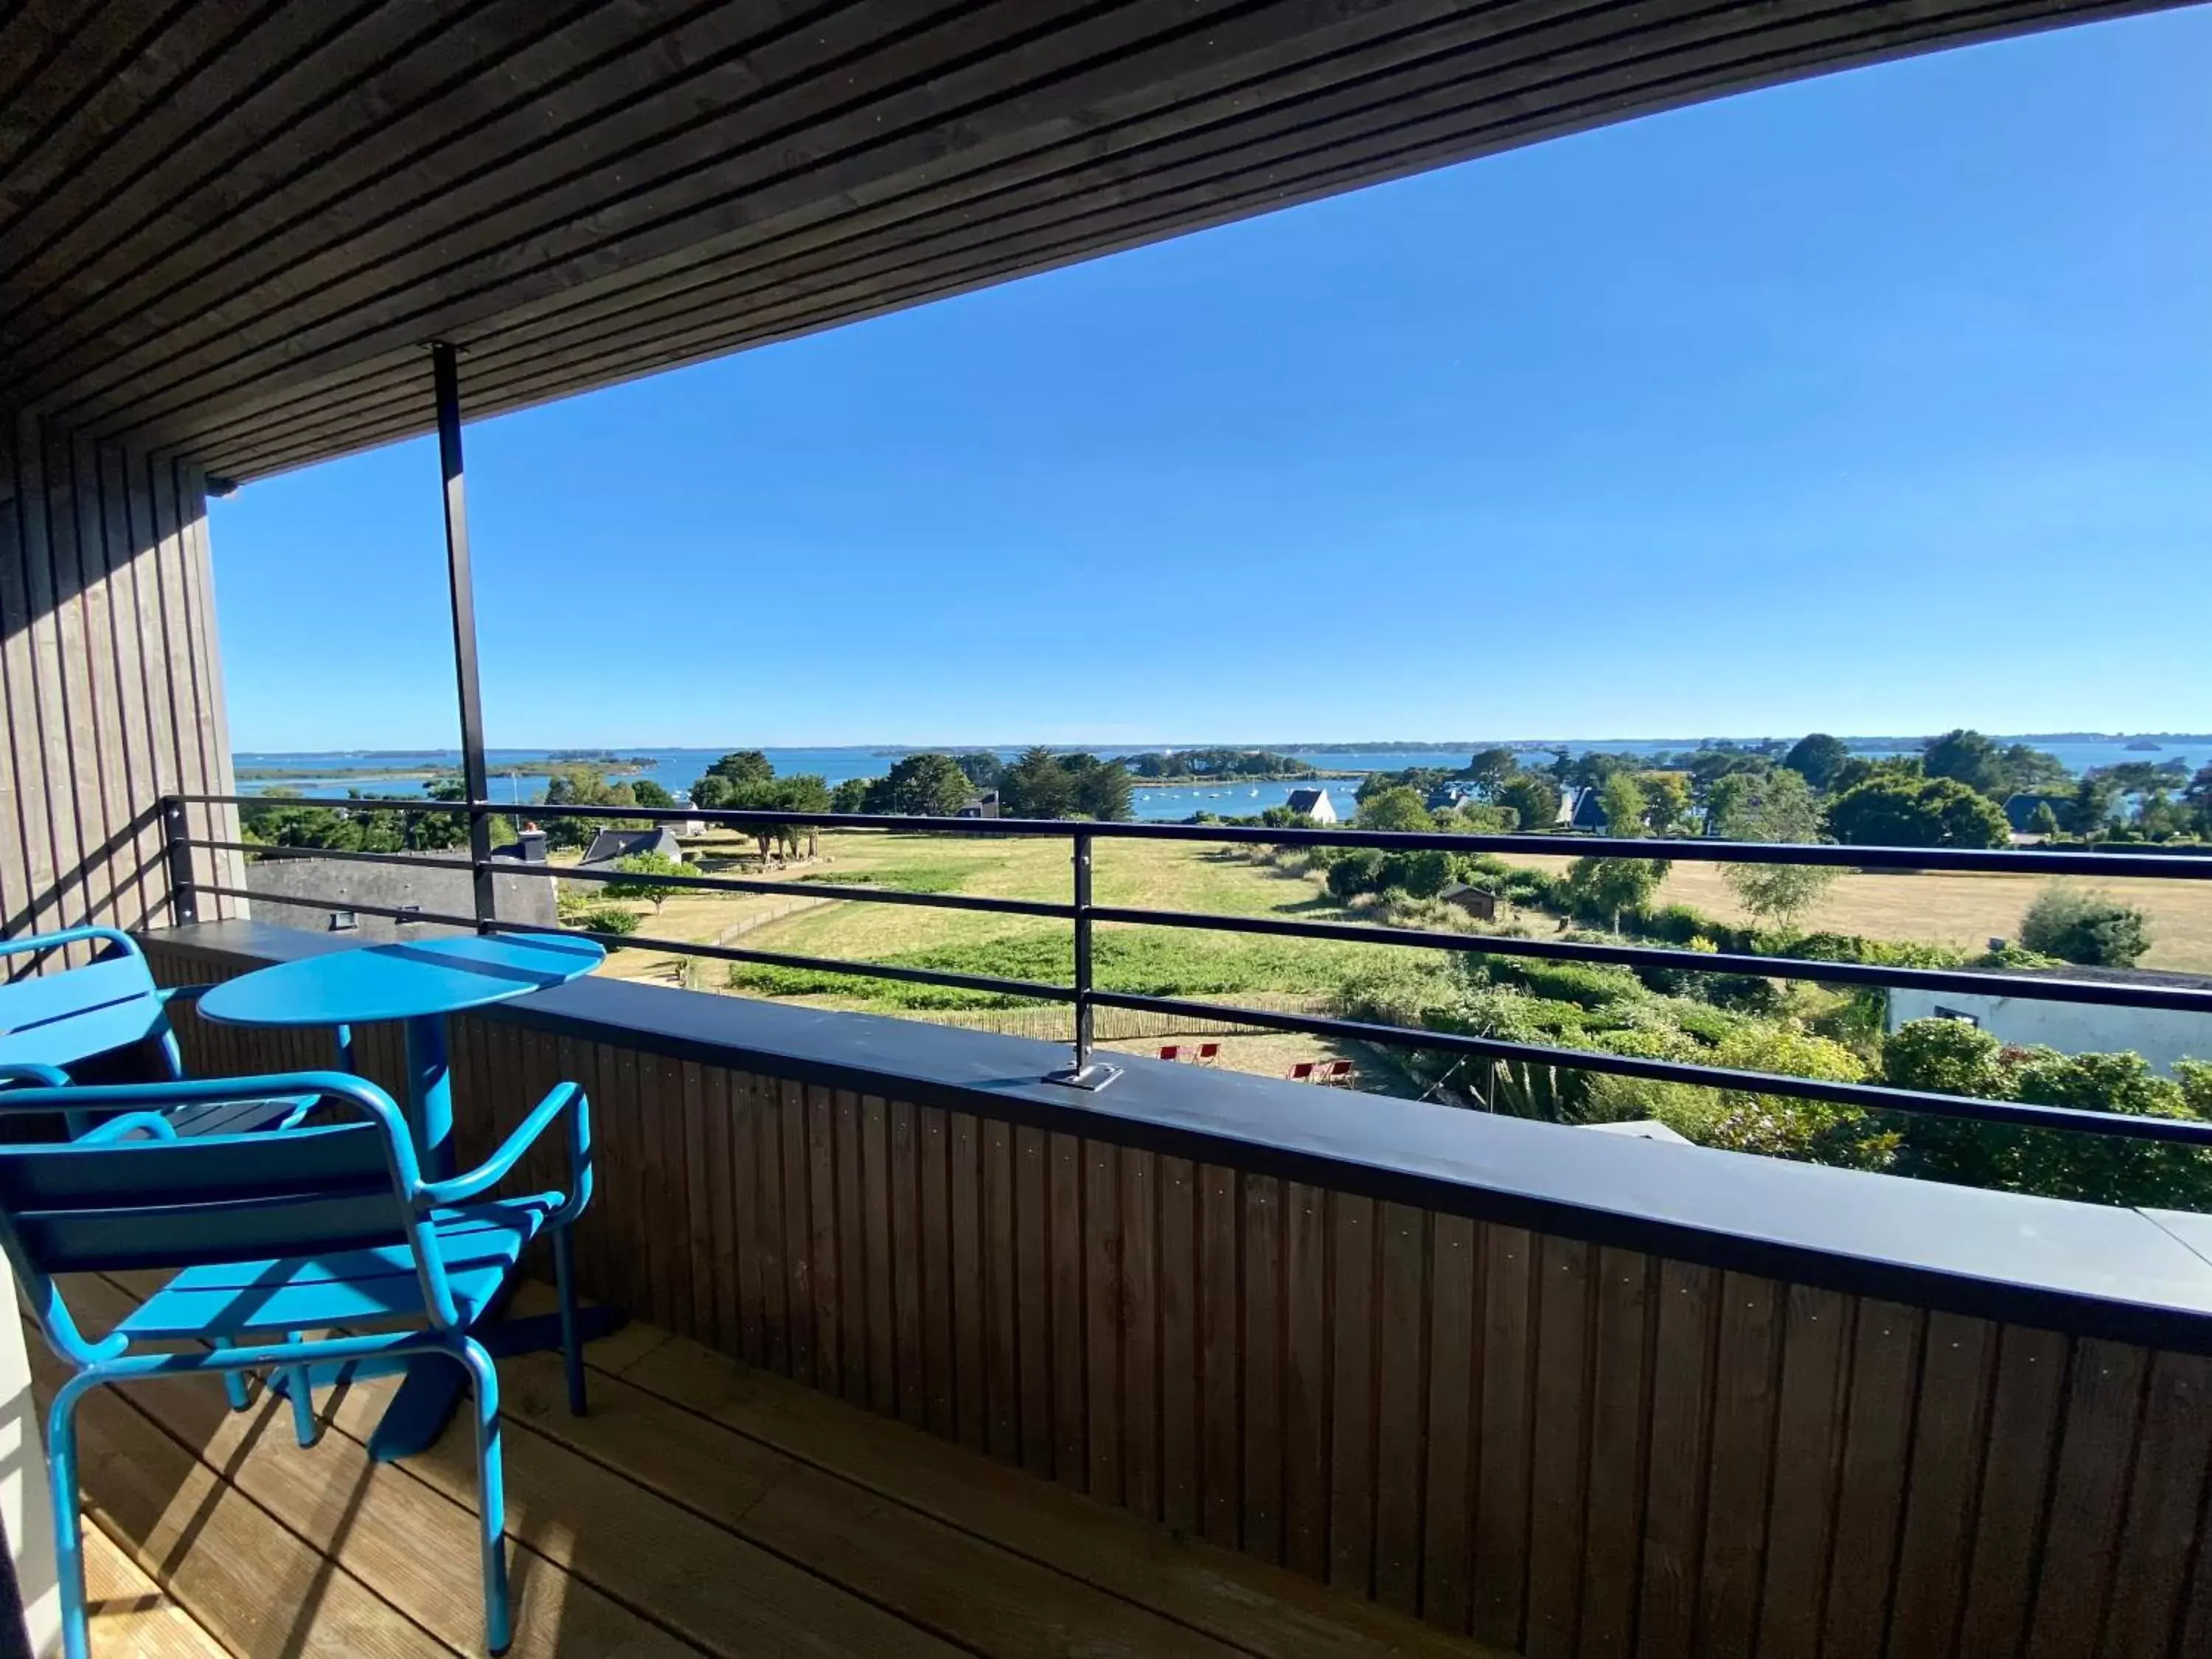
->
xmin=1195 ymin=1042 xmax=1220 ymax=1065
xmin=1287 ymin=1060 xmax=1316 ymax=1082
xmin=1321 ymin=1060 xmax=1354 ymax=1086
xmin=1158 ymin=1045 xmax=1183 ymax=1062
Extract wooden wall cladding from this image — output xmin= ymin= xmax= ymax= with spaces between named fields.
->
xmin=0 ymin=410 xmax=240 ymax=959
xmin=153 ymin=949 xmax=2212 ymax=1658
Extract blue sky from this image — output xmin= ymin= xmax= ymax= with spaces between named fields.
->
xmin=213 ymin=9 xmax=2212 ymax=753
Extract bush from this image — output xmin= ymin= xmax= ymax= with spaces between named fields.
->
xmin=1375 ymin=847 xmax=1454 ymax=897
xmin=566 ymin=905 xmax=640 ymax=943
xmin=1326 ymin=849 xmax=1385 ymax=900
xmin=1882 ymin=1018 xmax=2009 ymax=1098
xmin=2019 ymin=887 xmax=2152 ymax=967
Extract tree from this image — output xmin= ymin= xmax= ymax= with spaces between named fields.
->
xmin=2186 ymin=765 xmax=2212 ymax=837
xmin=1781 ymin=734 xmax=1851 ymax=793
xmin=1562 ymin=855 xmax=1667 ymax=931
xmin=1496 ymin=771 xmax=1561 ymax=832
xmin=728 ymin=773 xmax=832 ymax=859
xmin=2020 ymin=887 xmax=2152 ymax=967
xmin=1921 ymin=729 xmax=2007 ymax=797
xmin=600 ymin=850 xmax=688 ymax=915
xmin=703 ymin=750 xmax=774 ymax=787
xmin=1597 ymin=773 xmax=1648 ymax=837
xmin=1561 ymin=750 xmax=1638 ymax=790
xmin=1354 ymin=787 xmax=1435 ymax=833
xmin=689 ymin=773 xmax=737 ymax=810
xmin=1706 ymin=768 xmax=1839 ymax=928
xmin=955 ymin=752 xmax=1004 ymax=791
xmin=1825 ymin=775 xmax=2009 ymax=849
xmin=2067 ymin=773 xmax=2118 ymax=836
xmin=1464 ymin=748 xmax=1519 ymax=796
xmin=1997 ymin=743 xmax=2071 ymax=796
xmin=2028 ymin=801 xmax=2062 ymax=838
xmin=631 ymin=779 xmax=675 ymax=809
xmin=540 ymin=765 xmax=642 ymax=849
xmin=1639 ymin=773 xmax=1693 ymax=837
xmin=830 ymin=777 xmax=872 ymax=813
xmin=866 ymin=752 xmax=971 ymax=817
xmin=1000 ymin=746 xmax=1074 ymax=818
xmin=1062 ymin=754 xmax=1133 ymax=821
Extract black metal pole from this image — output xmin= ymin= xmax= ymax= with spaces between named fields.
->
xmin=432 ymin=343 xmax=495 ymax=930
xmin=163 ymin=796 xmax=198 ymax=925
xmin=1048 ymin=828 xmax=1119 ymax=1090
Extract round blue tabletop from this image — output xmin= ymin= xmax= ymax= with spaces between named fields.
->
xmin=196 ymin=933 xmax=605 ymax=1029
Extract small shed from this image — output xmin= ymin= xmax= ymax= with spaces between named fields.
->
xmin=1439 ymin=882 xmax=1498 ymax=922
xmin=1284 ymin=787 xmax=1338 ymax=824
xmin=957 ymin=791 xmax=1001 ymax=820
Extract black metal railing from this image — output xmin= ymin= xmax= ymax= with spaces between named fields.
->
xmin=167 ymin=792 xmax=2212 ymax=1147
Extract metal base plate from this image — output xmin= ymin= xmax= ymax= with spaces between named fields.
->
xmin=1046 ymin=1060 xmax=1123 ymax=1091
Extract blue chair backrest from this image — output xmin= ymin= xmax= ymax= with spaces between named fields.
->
xmin=0 ymin=928 xmax=173 ymax=1075
xmin=0 ymin=1073 xmax=456 ymax=1360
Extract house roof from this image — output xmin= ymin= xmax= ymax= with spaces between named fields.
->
xmin=1284 ymin=787 xmax=1331 ymax=813
xmin=1 ymin=2 xmax=2158 ymax=481
xmin=580 ymin=827 xmax=678 ymax=866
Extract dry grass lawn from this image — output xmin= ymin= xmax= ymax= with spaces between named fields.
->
xmin=1493 ymin=852 xmax=2212 ymax=973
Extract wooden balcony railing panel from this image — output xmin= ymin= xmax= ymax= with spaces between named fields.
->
xmin=147 ymin=930 xmax=2212 ymax=1657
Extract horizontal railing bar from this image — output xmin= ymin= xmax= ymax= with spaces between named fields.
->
xmin=191 ymin=885 xmax=484 ymax=931
xmin=192 ymin=883 xmax=1071 ymax=1002
xmin=175 ymin=792 xmax=2212 ymax=878
xmin=479 ymin=921 xmax=1074 ymax=1003
xmin=195 ymin=793 xmax=462 ymax=813
xmin=487 ymin=857 xmax=1074 ymax=919
xmin=1086 ymin=991 xmax=2212 ymax=1147
xmin=190 ymin=837 xmax=467 ymax=872
xmin=1088 ymin=905 xmax=2212 ymax=1015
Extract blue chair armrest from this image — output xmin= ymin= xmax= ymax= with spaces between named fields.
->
xmin=420 ymin=1082 xmax=591 ymax=1224
xmin=0 ymin=1062 xmax=71 ymax=1089
xmin=75 ymin=1110 xmax=180 ymax=1144
xmin=155 ymin=983 xmax=217 ymax=1007
xmin=0 ymin=926 xmax=139 ymax=963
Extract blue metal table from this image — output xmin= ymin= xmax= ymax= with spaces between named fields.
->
xmin=197 ymin=932 xmax=612 ymax=1457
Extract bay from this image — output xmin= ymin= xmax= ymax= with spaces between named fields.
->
xmin=232 ymin=735 xmax=2212 ymax=824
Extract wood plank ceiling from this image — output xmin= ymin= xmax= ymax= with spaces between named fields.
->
xmin=0 ymin=0 xmax=2185 ymax=481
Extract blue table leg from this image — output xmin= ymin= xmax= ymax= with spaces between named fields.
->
xmin=405 ymin=1013 xmax=454 ymax=1180
xmin=368 ymin=1012 xmax=466 ymax=1458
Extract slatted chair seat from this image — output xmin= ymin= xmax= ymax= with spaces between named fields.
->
xmin=116 ymin=1196 xmax=563 ymax=1339
xmin=0 ymin=927 xmax=313 ymax=1138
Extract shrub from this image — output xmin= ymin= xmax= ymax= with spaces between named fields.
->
xmin=1882 ymin=1018 xmax=2009 ymax=1098
xmin=1375 ymin=847 xmax=1455 ymax=897
xmin=1326 ymin=850 xmax=1384 ymax=900
xmin=2019 ymin=887 xmax=2152 ymax=967
xmin=1470 ymin=956 xmax=1645 ymax=1010
xmin=566 ymin=905 xmax=640 ymax=943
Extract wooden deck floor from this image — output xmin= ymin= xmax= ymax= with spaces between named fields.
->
xmin=32 ymin=1273 xmax=1502 ymax=1658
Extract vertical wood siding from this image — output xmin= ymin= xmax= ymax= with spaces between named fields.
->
xmin=0 ymin=409 xmax=238 ymax=957
xmin=150 ymin=956 xmax=2212 ymax=1658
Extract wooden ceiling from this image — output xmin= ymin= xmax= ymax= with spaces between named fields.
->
xmin=0 ymin=0 xmax=2181 ymax=480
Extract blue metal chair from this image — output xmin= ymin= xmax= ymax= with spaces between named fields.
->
xmin=0 ymin=927 xmax=317 ymax=1137
xmin=0 ymin=1069 xmax=594 ymax=1659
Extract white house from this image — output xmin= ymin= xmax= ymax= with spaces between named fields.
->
xmin=1887 ymin=967 xmax=2212 ymax=1077
xmin=1284 ymin=786 xmax=1338 ymax=824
